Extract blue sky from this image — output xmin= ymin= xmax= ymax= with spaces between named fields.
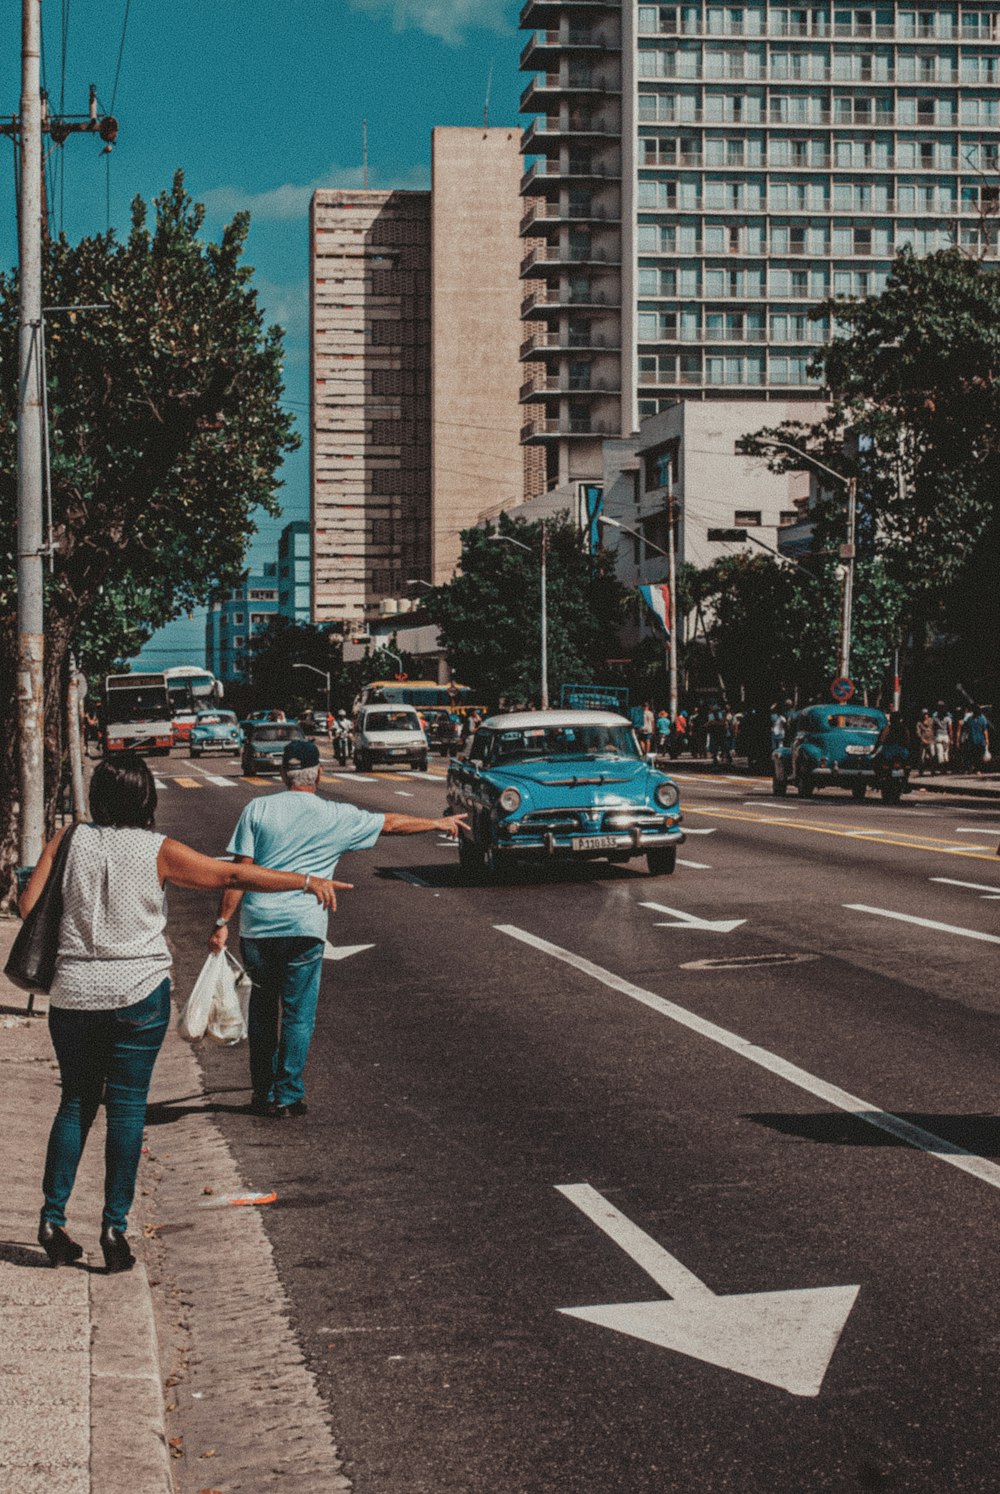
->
xmin=0 ymin=0 xmax=524 ymax=666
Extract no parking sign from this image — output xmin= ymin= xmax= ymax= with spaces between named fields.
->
xmin=830 ymin=676 xmax=855 ymax=703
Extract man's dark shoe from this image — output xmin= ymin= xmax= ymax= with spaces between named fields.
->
xmin=247 ymin=1096 xmax=283 ymax=1117
xmin=285 ymin=1101 xmax=308 ymax=1117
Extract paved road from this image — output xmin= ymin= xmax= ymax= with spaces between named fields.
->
xmin=153 ymin=751 xmax=1000 ymax=1493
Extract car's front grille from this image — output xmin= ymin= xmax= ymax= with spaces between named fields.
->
xmin=601 ymin=810 xmax=664 ymax=831
xmin=520 ymin=808 xmax=587 ymax=832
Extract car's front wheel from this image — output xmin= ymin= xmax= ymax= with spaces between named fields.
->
xmin=646 ymin=846 xmax=677 ymax=876
xmin=354 ymin=752 xmax=368 ymax=773
xmin=416 ymin=755 xmax=428 ymax=772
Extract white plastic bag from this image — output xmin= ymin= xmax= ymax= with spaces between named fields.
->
xmin=178 ymin=952 xmax=223 ymax=1041
xmin=205 ymin=951 xmax=248 ymax=1046
xmin=178 ymin=950 xmax=249 ymax=1045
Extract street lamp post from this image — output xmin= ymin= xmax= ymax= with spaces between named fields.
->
xmin=599 ymin=514 xmax=678 ymax=721
xmin=754 ymin=439 xmax=857 ymax=679
xmin=487 ymin=531 xmax=549 ymax=709
xmin=292 ymin=663 xmax=331 ymax=724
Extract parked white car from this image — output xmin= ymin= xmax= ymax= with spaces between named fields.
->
xmin=352 ymin=706 xmax=429 ymax=772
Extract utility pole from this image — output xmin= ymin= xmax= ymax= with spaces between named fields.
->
xmin=15 ymin=0 xmax=45 ymax=866
xmin=665 ymin=476 xmax=678 ymax=721
xmin=3 ymin=1 xmax=119 ymax=865
xmin=838 ymin=477 xmax=857 ymax=680
xmin=539 ymin=524 xmax=549 ymax=710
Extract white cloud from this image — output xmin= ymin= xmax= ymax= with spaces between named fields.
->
xmin=347 ymin=0 xmax=513 ymax=44
xmin=199 ymin=161 xmax=430 ymax=223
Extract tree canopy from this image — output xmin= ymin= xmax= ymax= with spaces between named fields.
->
xmin=739 ymin=249 xmax=1000 ymax=698
xmin=424 ymin=513 xmax=627 ymax=706
xmin=0 ymin=172 xmax=297 ymax=893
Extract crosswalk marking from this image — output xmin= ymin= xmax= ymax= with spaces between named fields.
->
xmin=192 ymin=764 xmax=238 ymax=788
xmin=172 ymin=776 xmax=203 ymax=789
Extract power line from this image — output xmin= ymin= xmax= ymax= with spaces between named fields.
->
xmin=109 ymin=0 xmax=132 ymax=114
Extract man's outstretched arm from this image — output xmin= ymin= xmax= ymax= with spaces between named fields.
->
xmin=382 ymin=813 xmax=469 ymax=838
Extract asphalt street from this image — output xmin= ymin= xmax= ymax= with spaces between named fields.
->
xmin=152 ymin=750 xmax=1000 ymax=1494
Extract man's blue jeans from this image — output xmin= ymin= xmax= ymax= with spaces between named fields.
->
xmin=43 ymin=978 xmax=171 ymax=1232
xmin=241 ymin=937 xmax=324 ymax=1106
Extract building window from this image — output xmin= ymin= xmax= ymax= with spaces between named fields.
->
xmin=779 ymin=511 xmax=799 ymax=527
xmin=734 ymin=510 xmax=761 ymax=527
xmin=231 ymin=612 xmax=244 ymax=624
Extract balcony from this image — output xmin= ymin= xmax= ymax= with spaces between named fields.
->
xmin=521 ymin=0 xmax=620 ymax=27
xmin=521 ymin=288 xmax=621 ymax=319
xmin=520 ymin=28 xmax=619 ymax=70
xmin=520 ymin=376 xmax=622 ymax=403
xmin=521 ymin=417 xmax=619 ymax=443
xmin=519 ymin=199 xmax=619 ymax=236
xmin=520 ymin=244 xmax=621 ymax=277
xmin=521 ymin=72 xmax=622 ymax=112
xmin=521 ymin=114 xmax=619 ymax=152
xmin=519 ymin=330 xmax=621 ymax=360
xmin=520 ymin=158 xmax=621 ymax=195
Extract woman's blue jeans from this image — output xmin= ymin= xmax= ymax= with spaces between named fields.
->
xmin=42 ymin=978 xmax=171 ymax=1232
xmin=241 ymin=937 xmax=324 ymax=1106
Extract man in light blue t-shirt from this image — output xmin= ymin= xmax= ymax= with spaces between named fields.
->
xmin=211 ymin=739 xmax=466 ymax=1117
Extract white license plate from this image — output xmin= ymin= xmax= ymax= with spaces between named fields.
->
xmin=845 ymin=745 xmax=870 ymax=756
xmin=388 ymin=748 xmax=407 ymax=756
xmin=572 ymin=835 xmax=620 ymax=851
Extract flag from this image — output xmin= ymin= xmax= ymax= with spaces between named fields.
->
xmin=639 ymin=582 xmax=671 ymax=639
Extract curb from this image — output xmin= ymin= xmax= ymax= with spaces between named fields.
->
xmin=90 ymin=1264 xmax=172 ymax=1494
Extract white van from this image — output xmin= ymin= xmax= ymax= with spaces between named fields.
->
xmin=352 ymin=706 xmax=428 ymax=772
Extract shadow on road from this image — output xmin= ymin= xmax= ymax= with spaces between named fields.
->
xmin=745 ymin=1110 xmax=1000 ymax=1154
xmin=374 ymin=860 xmax=650 ymax=890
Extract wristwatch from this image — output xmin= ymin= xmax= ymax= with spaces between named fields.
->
xmin=214 ymin=917 xmax=228 ymax=929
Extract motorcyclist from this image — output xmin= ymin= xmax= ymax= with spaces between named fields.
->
xmin=333 ymin=709 xmax=351 ymax=766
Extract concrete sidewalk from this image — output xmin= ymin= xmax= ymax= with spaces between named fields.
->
xmin=0 ymin=920 xmax=171 ymax=1494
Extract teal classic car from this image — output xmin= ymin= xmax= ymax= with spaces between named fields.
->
xmin=241 ymin=720 xmax=300 ymax=775
xmin=189 ymin=710 xmax=243 ymax=757
xmin=446 ymin=710 xmax=685 ymax=881
xmin=772 ymin=704 xmax=895 ymax=801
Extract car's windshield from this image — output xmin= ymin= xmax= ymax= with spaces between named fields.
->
xmin=196 ymin=714 xmax=223 ymax=725
xmin=490 ymin=724 xmax=640 ymax=762
xmin=365 ymin=710 xmax=421 ymax=731
xmin=253 ymin=726 xmax=297 ymax=743
xmin=825 ymin=714 xmax=882 ymax=731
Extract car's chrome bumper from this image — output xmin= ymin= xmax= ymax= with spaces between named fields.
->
xmin=495 ymin=824 xmax=686 ymax=859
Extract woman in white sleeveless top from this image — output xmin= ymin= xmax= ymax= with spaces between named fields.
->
xmin=18 ymin=753 xmax=347 ymax=1274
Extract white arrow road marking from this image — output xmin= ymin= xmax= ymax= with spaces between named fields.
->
xmin=846 ymin=904 xmax=1000 ymax=945
xmin=930 ymin=877 xmax=1000 ymax=900
xmin=323 ymin=941 xmax=375 ymax=961
xmin=640 ymin=900 xmax=746 ymax=934
xmin=556 ymin=1184 xmax=859 ymax=1398
xmin=494 ymin=926 xmax=1000 ymax=1194
xmin=677 ymin=859 xmax=712 ymax=870
xmin=953 ymin=827 xmax=1000 ymax=835
xmin=395 ymin=791 xmax=415 ymax=797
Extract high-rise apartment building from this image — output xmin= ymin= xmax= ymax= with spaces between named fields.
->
xmin=311 ymin=128 xmax=529 ymax=626
xmin=520 ymin=2 xmax=1000 ymax=484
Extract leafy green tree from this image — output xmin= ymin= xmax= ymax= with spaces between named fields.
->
xmin=0 ymin=173 xmax=297 ymax=895
xmin=424 ymin=512 xmax=627 ymax=706
xmin=740 ymin=249 xmax=1000 ymax=698
xmin=691 ymin=553 xmax=906 ymax=705
xmin=249 ymin=619 xmax=345 ymax=715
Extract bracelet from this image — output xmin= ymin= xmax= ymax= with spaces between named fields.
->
xmin=303 ymin=874 xmax=312 ymax=893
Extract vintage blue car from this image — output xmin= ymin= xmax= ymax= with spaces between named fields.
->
xmin=189 ymin=710 xmax=243 ymax=757
xmin=446 ymin=710 xmax=685 ymax=881
xmin=241 ymin=720 xmax=301 ymax=775
xmin=772 ymin=704 xmax=901 ymax=801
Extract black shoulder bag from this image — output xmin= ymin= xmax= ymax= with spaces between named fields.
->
xmin=4 ymin=823 xmax=79 ymax=993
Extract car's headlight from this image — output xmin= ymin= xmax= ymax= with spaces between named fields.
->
xmin=654 ymin=779 xmax=680 ymax=809
xmin=499 ymin=787 xmax=522 ymax=813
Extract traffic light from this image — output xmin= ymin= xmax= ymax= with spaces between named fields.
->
xmin=707 ymin=528 xmax=748 ymax=543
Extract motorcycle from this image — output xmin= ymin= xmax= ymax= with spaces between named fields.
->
xmin=872 ymin=743 xmax=910 ymax=805
xmin=333 ymin=723 xmax=351 ymax=766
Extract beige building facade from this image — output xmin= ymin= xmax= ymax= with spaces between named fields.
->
xmin=311 ymin=127 xmax=533 ymax=625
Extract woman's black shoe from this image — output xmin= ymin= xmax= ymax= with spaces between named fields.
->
xmin=99 ymin=1225 xmax=135 ymax=1274
xmin=38 ymin=1217 xmax=83 ymax=1267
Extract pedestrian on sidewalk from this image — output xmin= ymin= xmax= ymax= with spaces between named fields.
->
xmin=19 ymin=753 xmax=348 ymax=1275
xmin=931 ymin=703 xmax=952 ymax=775
xmin=915 ymin=709 xmax=934 ymax=775
xmin=961 ymin=705 xmax=992 ymax=775
xmin=209 ymin=739 xmax=469 ymax=1119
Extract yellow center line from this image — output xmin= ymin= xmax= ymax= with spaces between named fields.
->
xmin=684 ymin=802 xmax=998 ymax=861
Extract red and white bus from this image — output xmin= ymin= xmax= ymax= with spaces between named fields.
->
xmin=162 ymin=666 xmax=224 ymax=743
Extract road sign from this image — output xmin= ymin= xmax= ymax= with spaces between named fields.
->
xmin=830 ymin=676 xmax=855 ymax=703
